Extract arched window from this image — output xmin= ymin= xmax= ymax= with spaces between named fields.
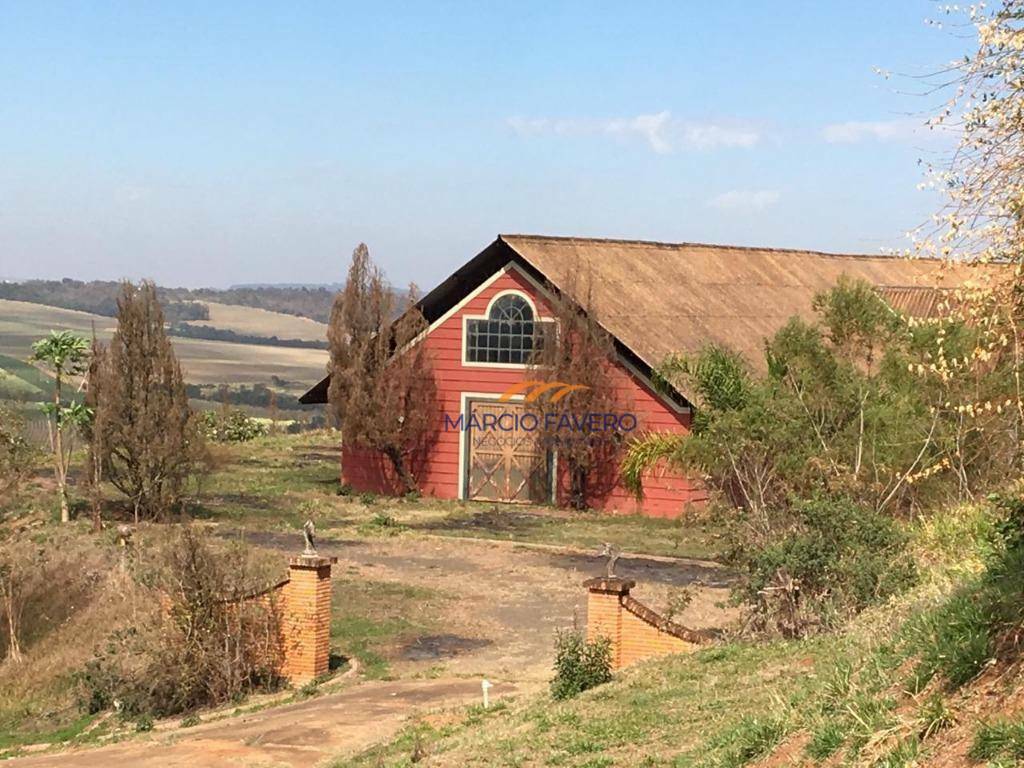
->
xmin=465 ymin=293 xmax=550 ymax=364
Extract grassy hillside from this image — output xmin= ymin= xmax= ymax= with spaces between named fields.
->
xmin=342 ymin=505 xmax=1024 ymax=768
xmin=0 ymin=298 xmax=327 ymax=397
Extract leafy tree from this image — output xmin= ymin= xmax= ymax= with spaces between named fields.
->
xmin=624 ymin=278 xmax=1005 ymax=520
xmin=87 ymin=282 xmax=204 ymax=522
xmin=622 ymin=278 xmax=1013 ymax=634
xmin=906 ymin=3 xmax=1024 ymax=475
xmin=327 ymin=244 xmax=437 ymax=493
xmin=30 ymin=330 xmax=91 ymax=523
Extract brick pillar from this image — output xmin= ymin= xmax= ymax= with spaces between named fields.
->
xmin=282 ymin=554 xmax=336 ymax=684
xmin=583 ymin=576 xmax=635 ymax=670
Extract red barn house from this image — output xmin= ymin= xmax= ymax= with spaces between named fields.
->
xmin=301 ymin=234 xmax=962 ymax=518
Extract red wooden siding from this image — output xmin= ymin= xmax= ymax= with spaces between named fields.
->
xmin=340 ymin=265 xmax=706 ymax=518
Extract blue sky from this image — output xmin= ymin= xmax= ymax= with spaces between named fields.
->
xmin=0 ymin=1 xmax=969 ymax=289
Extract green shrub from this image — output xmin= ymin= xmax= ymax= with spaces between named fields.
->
xmin=550 ymin=630 xmax=612 ymax=700
xmin=295 ymin=679 xmax=319 ymax=699
xmin=0 ymin=406 xmax=36 ymax=498
xmin=198 ymin=409 xmax=268 ymax=443
xmin=739 ymin=495 xmax=917 ymax=635
xmin=912 ymin=503 xmax=997 ymax=576
xmin=917 ymin=693 xmax=954 ymax=739
xmin=907 ymin=592 xmax=993 ymax=691
xmin=872 ymin=738 xmax=919 ymax=768
xmin=358 ymin=511 xmax=404 ymax=537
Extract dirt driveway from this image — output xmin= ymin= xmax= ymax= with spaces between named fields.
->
xmin=6 ymin=678 xmax=518 ymax=768
xmin=254 ymin=530 xmax=737 ymax=681
xmin=8 ymin=535 xmax=735 ymax=767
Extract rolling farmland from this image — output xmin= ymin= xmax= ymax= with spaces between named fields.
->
xmin=189 ymin=301 xmax=328 ymax=341
xmin=0 ymin=299 xmax=328 ymax=398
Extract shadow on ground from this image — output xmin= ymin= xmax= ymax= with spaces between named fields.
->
xmin=543 ymin=550 xmax=734 ymax=590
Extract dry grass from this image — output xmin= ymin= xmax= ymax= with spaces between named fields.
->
xmin=0 ymin=522 xmax=134 ymax=748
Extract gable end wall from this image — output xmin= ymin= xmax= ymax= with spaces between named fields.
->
xmin=341 ymin=265 xmax=705 ymax=518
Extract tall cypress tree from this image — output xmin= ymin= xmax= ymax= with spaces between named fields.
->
xmin=89 ymin=281 xmax=203 ymax=521
xmin=327 ymin=244 xmax=436 ymax=493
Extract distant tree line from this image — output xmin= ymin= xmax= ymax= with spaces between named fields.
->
xmin=168 ymin=323 xmax=327 ymax=349
xmin=0 ymin=279 xmax=209 ymax=321
xmin=0 ymin=278 xmax=337 ymax=323
xmin=0 ymin=278 xmax=410 ymax=324
xmin=188 ymin=286 xmax=336 ymax=322
xmin=185 ymin=383 xmax=317 ymax=412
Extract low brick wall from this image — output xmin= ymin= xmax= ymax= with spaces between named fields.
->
xmin=584 ymin=576 xmax=707 ymax=669
xmin=223 ymin=554 xmax=336 ymax=685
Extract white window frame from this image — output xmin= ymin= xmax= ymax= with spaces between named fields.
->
xmin=461 ymin=289 xmax=552 ymax=369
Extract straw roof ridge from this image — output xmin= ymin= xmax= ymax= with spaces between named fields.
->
xmin=499 ymin=233 xmax=915 ymax=263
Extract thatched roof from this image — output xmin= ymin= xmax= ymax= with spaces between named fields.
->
xmin=499 ymin=234 xmax=970 ymax=375
xmin=300 ymin=234 xmax=976 ymax=405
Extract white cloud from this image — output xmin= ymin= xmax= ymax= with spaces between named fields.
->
xmin=821 ymin=118 xmax=925 ymax=144
xmin=708 ymin=189 xmax=781 ymax=212
xmin=506 ymin=111 xmax=760 ymax=154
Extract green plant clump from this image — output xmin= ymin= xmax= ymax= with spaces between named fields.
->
xmin=199 ymin=409 xmax=269 ymax=443
xmin=550 ymin=630 xmax=612 ymax=700
xmin=739 ymin=495 xmax=917 ymax=636
xmin=969 ymin=719 xmax=1024 ymax=763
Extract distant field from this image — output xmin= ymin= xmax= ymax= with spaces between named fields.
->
xmin=191 ymin=301 xmax=328 ymax=341
xmin=0 ymin=354 xmax=54 ymax=400
xmin=0 ymin=299 xmax=327 ymax=397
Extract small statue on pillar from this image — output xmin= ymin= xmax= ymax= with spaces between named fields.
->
xmin=598 ymin=542 xmax=620 ymax=577
xmin=302 ymin=519 xmax=317 ymax=556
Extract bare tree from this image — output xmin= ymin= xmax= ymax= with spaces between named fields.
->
xmin=0 ymin=560 xmax=24 ymax=663
xmin=531 ymin=266 xmax=625 ymax=509
xmin=84 ymin=332 xmax=106 ymax=532
xmin=327 ymin=244 xmax=437 ymax=494
xmin=87 ymin=281 xmax=205 ymax=522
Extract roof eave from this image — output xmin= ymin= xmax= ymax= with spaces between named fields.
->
xmin=298 ymin=235 xmax=695 ymax=411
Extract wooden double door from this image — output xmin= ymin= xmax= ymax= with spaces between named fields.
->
xmin=464 ymin=398 xmax=553 ymax=504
